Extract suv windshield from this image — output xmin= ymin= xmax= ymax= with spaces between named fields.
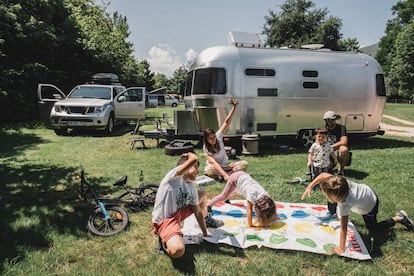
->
xmin=68 ymin=86 xmax=112 ymax=100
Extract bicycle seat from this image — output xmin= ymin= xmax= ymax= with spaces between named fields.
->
xmin=113 ymin=175 xmax=127 ymax=186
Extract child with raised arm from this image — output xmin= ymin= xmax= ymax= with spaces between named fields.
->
xmin=151 ymin=152 xmax=219 ymax=259
xmin=301 ymin=173 xmax=413 ymax=255
xmin=207 ymin=171 xmax=278 ymax=228
xmin=203 ymin=97 xmax=247 ymax=182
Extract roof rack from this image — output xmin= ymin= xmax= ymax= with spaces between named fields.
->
xmin=90 ymin=73 xmax=121 ymax=85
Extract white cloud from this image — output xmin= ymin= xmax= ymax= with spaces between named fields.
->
xmin=147 ymin=44 xmax=182 ymax=77
xmin=146 ymin=44 xmax=199 ymax=77
xmin=185 ymin=48 xmax=198 ymax=64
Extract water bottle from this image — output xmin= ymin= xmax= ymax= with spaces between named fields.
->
xmin=139 ymin=170 xmax=144 ymax=182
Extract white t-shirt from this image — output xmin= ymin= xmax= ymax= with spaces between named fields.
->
xmin=337 ymin=180 xmax=377 ymax=217
xmin=151 ymin=166 xmax=199 ymax=224
xmin=229 ymin=171 xmax=269 ymax=204
xmin=203 ymin=130 xmax=229 ymax=172
xmin=309 ymin=141 xmax=333 ymax=168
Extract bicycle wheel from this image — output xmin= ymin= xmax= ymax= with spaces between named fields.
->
xmin=87 ymin=205 xmax=129 ymax=237
xmin=138 ymin=184 xmax=158 ymax=207
xmin=118 ymin=191 xmax=145 ymax=212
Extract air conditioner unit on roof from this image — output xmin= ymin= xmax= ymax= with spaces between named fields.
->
xmin=228 ymin=31 xmax=262 ymax=48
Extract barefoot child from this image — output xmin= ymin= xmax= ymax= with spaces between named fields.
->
xmin=151 ymin=152 xmax=218 ymax=258
xmin=207 ymin=171 xmax=278 ymax=228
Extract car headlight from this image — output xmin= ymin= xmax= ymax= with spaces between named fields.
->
xmin=54 ymin=105 xmax=62 ymax=112
xmin=94 ymin=104 xmax=109 ymax=113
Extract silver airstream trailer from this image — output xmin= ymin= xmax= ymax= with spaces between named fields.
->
xmin=174 ymin=32 xmax=386 ymax=149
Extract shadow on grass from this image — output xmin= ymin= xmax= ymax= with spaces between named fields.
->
xmin=170 ymin=242 xmax=246 ymax=275
xmin=0 ymin=162 xmax=120 ymax=272
xmin=257 ymin=136 xmax=414 ymax=157
xmin=360 ymin=229 xmax=397 ymax=259
xmin=0 ymin=126 xmax=47 ymax=158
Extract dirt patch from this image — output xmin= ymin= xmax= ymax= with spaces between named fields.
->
xmin=380 ymin=115 xmax=414 ymax=137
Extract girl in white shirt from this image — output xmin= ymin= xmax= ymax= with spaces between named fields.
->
xmin=207 ymin=171 xmax=278 ymax=228
xmin=301 ymin=173 xmax=413 ymax=255
xmin=203 ymin=97 xmax=247 ymax=181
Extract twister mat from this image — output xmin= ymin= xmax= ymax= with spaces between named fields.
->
xmin=182 ymin=200 xmax=371 ymax=260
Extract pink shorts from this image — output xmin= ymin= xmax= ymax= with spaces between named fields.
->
xmin=151 ymin=206 xmax=193 ymax=245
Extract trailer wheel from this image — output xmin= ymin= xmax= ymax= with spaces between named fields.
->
xmin=164 ymin=140 xmax=194 ymax=156
xmin=299 ymin=129 xmax=314 ymax=149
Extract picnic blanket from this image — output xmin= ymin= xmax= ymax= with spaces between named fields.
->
xmin=182 ymin=200 xmax=371 ymax=260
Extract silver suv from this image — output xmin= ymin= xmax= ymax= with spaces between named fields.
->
xmin=37 ymin=73 xmax=146 ymax=135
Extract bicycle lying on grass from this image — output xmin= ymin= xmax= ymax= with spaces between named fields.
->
xmin=114 ymin=174 xmax=158 ymax=212
xmin=79 ymin=170 xmax=158 ymax=237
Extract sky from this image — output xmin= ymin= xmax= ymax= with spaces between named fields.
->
xmin=103 ymin=0 xmax=398 ymax=77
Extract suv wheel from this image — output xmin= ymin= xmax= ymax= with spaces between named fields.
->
xmin=54 ymin=128 xmax=68 ymax=136
xmin=105 ymin=115 xmax=114 ymax=134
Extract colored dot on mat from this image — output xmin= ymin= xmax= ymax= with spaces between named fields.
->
xmin=294 ymin=222 xmax=314 ymax=233
xmin=246 ymin=234 xmax=264 ymax=241
xmin=268 ymin=221 xmax=288 ymax=230
xmin=276 ymin=203 xmax=285 ymax=209
xmin=224 ymin=219 xmax=242 ymax=227
xmin=227 ymin=210 xmax=244 ymax=218
xmin=320 ymin=225 xmax=336 ymax=235
xmin=212 ymin=210 xmax=222 ymax=216
xmin=323 ymin=243 xmax=336 ymax=252
xmin=291 ymin=210 xmax=309 ymax=218
xmin=278 ymin=213 xmax=287 ymax=219
xmin=269 ymin=234 xmax=288 ymax=244
xmin=311 ymin=206 xmax=328 ymax=212
xmin=296 ymin=237 xmax=317 ymax=248
xmin=289 ymin=204 xmax=306 ymax=209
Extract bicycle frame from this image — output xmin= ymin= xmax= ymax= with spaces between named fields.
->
xmin=79 ymin=170 xmax=129 ymax=237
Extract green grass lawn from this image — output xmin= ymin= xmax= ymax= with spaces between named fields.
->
xmin=1 ymin=106 xmax=414 ymax=275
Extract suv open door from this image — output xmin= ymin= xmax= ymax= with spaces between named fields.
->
xmin=37 ymin=84 xmax=66 ymax=123
xmin=114 ymin=87 xmax=146 ymax=120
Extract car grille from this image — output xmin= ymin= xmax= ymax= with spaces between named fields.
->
xmin=66 ymin=106 xmax=94 ymax=114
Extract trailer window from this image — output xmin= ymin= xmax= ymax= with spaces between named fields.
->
xmin=193 ymin=68 xmax=226 ymax=95
xmin=245 ymin=68 xmax=275 ymax=77
xmin=376 ymin=74 xmax=386 ymax=96
xmin=258 ymin=88 xmax=278 ymax=96
xmin=303 ymin=70 xmax=318 ymax=77
xmin=303 ymin=82 xmax=319 ymax=89
xmin=185 ymin=71 xmax=193 ymax=96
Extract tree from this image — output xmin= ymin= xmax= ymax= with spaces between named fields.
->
xmin=388 ymin=20 xmax=414 ymax=99
xmin=338 ymin=38 xmax=360 ymax=52
xmin=376 ymin=0 xmax=414 ymax=98
xmin=169 ymin=66 xmax=188 ymax=96
xmin=153 ymin=73 xmax=170 ymax=89
xmin=137 ymin=60 xmax=155 ymax=92
xmin=262 ymin=0 xmax=357 ymax=51
xmin=0 ymin=0 xmax=148 ymax=123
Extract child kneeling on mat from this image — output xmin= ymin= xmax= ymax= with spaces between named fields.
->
xmin=301 ymin=173 xmax=413 ymax=255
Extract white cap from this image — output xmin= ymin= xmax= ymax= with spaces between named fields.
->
xmin=323 ymin=111 xmax=337 ymax=120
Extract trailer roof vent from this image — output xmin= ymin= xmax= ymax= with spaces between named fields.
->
xmin=228 ymin=31 xmax=262 ymax=48
xmin=301 ymin=44 xmax=325 ymax=50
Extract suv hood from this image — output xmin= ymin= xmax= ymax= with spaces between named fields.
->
xmin=55 ymin=98 xmax=111 ymax=106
